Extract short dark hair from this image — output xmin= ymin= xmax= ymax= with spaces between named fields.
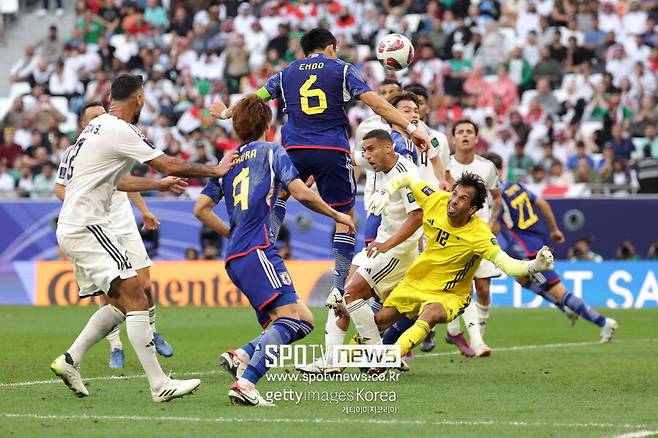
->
xmin=404 ymin=83 xmax=429 ymax=100
xmin=481 ymin=152 xmax=503 ymax=171
xmin=386 ymin=91 xmax=419 ymax=109
xmin=380 ymin=78 xmax=401 ymax=88
xmin=232 ymin=94 xmax=272 ymax=143
xmin=79 ymin=101 xmax=104 ymax=120
xmin=111 ymin=74 xmax=143 ymax=101
xmin=362 ymin=129 xmax=393 ymax=144
xmin=455 ymin=172 xmax=487 ymax=211
xmin=452 ymin=119 xmax=479 ymax=136
xmin=300 ymin=28 xmax=337 ymax=56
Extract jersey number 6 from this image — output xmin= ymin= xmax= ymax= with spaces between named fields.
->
xmin=300 ymin=75 xmax=327 ymax=115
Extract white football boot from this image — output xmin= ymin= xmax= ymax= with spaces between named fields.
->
xmin=50 ymin=353 xmax=89 ymax=397
xmin=151 ymin=377 xmax=201 ymax=402
xmin=600 ymin=318 xmax=618 ymax=343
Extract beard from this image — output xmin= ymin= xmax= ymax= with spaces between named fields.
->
xmin=131 ymin=109 xmax=142 ymax=124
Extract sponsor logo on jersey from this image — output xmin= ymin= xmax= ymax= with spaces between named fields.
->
xmin=407 ymin=193 xmax=416 ymax=203
xmin=422 ymin=186 xmax=435 ymax=196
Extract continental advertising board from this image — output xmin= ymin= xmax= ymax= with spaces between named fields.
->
xmin=0 ymin=261 xmax=656 ymax=308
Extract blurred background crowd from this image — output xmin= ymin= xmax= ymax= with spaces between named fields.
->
xmin=1 ymin=0 xmax=658 ymax=260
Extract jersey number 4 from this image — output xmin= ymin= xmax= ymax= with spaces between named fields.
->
xmin=232 ymin=167 xmax=250 ymax=210
xmin=300 ymin=75 xmax=327 ymax=115
xmin=510 ymin=192 xmax=539 ymax=229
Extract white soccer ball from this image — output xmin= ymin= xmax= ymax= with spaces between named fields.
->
xmin=376 ymin=34 xmax=415 ymax=71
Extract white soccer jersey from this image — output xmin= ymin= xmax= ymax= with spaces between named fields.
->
xmin=57 ymin=113 xmax=162 ymax=229
xmin=354 ymin=115 xmax=391 ymax=206
xmin=372 ymin=154 xmax=423 ymax=256
xmin=449 ymin=154 xmax=499 ymax=222
xmin=56 ymin=154 xmax=139 ymax=235
xmin=417 ymin=121 xmax=450 ymax=186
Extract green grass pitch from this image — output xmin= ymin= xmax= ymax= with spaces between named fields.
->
xmin=0 ymin=306 xmax=656 ymax=437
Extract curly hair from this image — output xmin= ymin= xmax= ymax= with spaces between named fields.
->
xmin=455 ymin=172 xmax=487 ymax=211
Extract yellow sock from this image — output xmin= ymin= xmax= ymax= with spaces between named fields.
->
xmin=395 ymin=320 xmax=431 ymax=356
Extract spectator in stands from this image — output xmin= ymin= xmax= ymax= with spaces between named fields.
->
xmin=35 ymin=25 xmax=63 ymax=64
xmin=630 ymin=95 xmax=658 ymax=137
xmin=536 ymin=78 xmax=561 ymax=117
xmin=638 ymin=125 xmax=658 ymax=158
xmin=606 ymin=124 xmax=635 ymax=163
xmin=445 ymin=44 xmax=471 ymax=96
xmin=568 ymin=237 xmax=603 ymax=262
xmin=617 ymin=240 xmax=640 ymax=261
xmin=31 ymin=161 xmax=55 ymax=199
xmin=548 ymin=159 xmax=573 ymax=187
xmin=507 ymin=46 xmax=533 ymax=92
xmin=647 ymin=242 xmax=658 ymax=260
xmin=0 ymin=160 xmax=15 ymax=197
xmin=490 ymin=126 xmax=516 ymax=164
xmin=525 ymin=165 xmax=548 ymax=195
xmin=608 ymin=159 xmax=631 ymax=194
xmin=15 ymin=164 xmax=33 ymax=197
xmin=10 ymin=45 xmax=37 ymax=83
xmin=507 ymin=142 xmax=534 ymax=182
xmin=567 ymin=141 xmax=595 ymax=170
xmin=532 ymin=47 xmax=563 ymax=88
xmin=0 ymin=128 xmax=22 ymax=169
xmin=573 ymin=157 xmax=602 ymax=192
xmin=590 ymin=87 xmax=633 ymax=140
xmin=634 ymin=145 xmax=658 ymax=194
xmin=185 ymin=247 xmax=199 ymax=260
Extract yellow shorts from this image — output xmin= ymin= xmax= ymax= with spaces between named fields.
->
xmin=383 ymin=281 xmax=470 ymax=322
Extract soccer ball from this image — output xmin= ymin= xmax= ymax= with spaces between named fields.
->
xmin=376 ymin=34 xmax=414 ymax=71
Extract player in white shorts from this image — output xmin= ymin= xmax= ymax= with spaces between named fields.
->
xmin=54 ymin=102 xmax=184 ymax=369
xmin=299 ymin=129 xmax=423 ymax=373
xmin=444 ymin=119 xmax=503 ymax=357
xmin=50 ymin=74 xmax=236 ymax=402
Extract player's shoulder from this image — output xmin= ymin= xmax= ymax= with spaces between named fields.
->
xmin=469 ymin=215 xmax=496 ymax=239
xmin=391 ymin=154 xmax=417 ymax=174
xmin=474 ymin=154 xmax=496 ymax=169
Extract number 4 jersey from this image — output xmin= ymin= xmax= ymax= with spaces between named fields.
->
xmin=201 ymin=141 xmax=299 ymax=263
xmin=262 ymin=53 xmax=371 ymax=152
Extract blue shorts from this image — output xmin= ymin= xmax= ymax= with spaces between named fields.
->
xmin=502 ymin=229 xmax=561 ymax=286
xmin=364 ymin=213 xmax=382 ymax=244
xmin=225 ymin=244 xmax=299 ymax=328
xmin=286 ymin=148 xmax=356 ymax=212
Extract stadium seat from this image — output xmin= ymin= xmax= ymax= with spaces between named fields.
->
xmin=8 ymin=82 xmax=30 ymax=101
xmin=580 ymin=121 xmax=603 ymax=140
xmin=0 ymin=97 xmax=11 ymax=121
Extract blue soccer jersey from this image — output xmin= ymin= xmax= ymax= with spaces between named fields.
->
xmin=391 ymin=130 xmax=418 ymax=164
xmin=262 ymin=53 xmax=371 ymax=153
xmin=201 ymin=141 xmax=299 ymax=262
xmin=500 ymin=181 xmax=550 ymax=256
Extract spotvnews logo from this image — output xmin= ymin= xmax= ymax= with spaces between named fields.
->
xmin=265 ymin=344 xmax=401 ymax=369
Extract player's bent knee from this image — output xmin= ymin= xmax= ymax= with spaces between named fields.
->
xmin=110 ymin=277 xmax=149 ymax=313
xmin=420 ymin=303 xmax=447 ymax=326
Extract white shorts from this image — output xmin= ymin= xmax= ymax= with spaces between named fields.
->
xmin=475 ymin=259 xmax=502 ymax=279
xmin=57 ymin=225 xmax=137 ymax=297
xmin=353 ymin=249 xmax=415 ymax=299
xmin=116 ymin=229 xmax=153 ymax=271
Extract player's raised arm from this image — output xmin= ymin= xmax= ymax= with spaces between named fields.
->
xmin=488 ymin=245 xmax=555 ymax=277
xmin=117 ymin=176 xmax=188 ymax=194
xmin=359 ymin=91 xmax=429 ymax=151
xmin=147 ymin=151 xmax=237 ymax=178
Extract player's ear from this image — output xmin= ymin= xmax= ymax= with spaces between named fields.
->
xmin=325 ymin=44 xmax=336 ymax=57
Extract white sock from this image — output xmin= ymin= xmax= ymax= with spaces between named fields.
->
xmin=106 ymin=325 xmax=122 ymax=350
xmin=476 ymin=302 xmax=490 ymax=336
xmin=462 ymin=302 xmax=485 ymax=346
xmin=68 ymin=305 xmax=125 ymax=366
xmin=237 ymin=377 xmax=255 ymax=390
xmin=148 ymin=305 xmax=156 ymax=332
xmin=324 ymin=309 xmax=346 ymax=363
xmin=446 ymin=318 xmax=462 ymax=336
xmin=346 ymin=299 xmax=381 ymax=345
xmin=126 ymin=311 xmax=167 ymax=391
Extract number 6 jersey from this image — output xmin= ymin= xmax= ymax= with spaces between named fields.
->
xmin=261 ymin=53 xmax=371 ymax=153
xmin=200 ymin=142 xmax=299 ymax=262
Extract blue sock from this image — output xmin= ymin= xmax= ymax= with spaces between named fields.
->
xmin=526 ymin=280 xmax=565 ymax=310
xmin=382 ymin=317 xmax=416 ymax=344
xmin=333 ymin=233 xmax=356 ymax=293
xmin=562 ymin=293 xmax=606 ymax=327
xmin=240 ymin=332 xmax=264 ymax=358
xmin=370 ymin=299 xmax=382 ymax=314
xmin=292 ymin=319 xmax=314 ymax=342
xmin=242 ymin=317 xmax=300 ymax=385
xmin=270 ymin=199 xmax=287 ymax=242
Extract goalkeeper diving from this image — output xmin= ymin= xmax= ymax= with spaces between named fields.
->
xmin=361 ymin=170 xmax=556 ymax=358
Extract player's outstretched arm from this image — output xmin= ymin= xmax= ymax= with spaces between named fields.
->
xmin=117 ymin=176 xmax=188 ymax=194
xmin=535 ymin=198 xmax=565 ymax=243
xmin=359 ymin=91 xmax=429 ymax=151
xmin=127 ymin=192 xmax=160 ymax=230
xmin=367 ymin=172 xmax=422 ymax=215
xmin=147 ymin=150 xmax=238 ymax=178
xmin=366 ymin=209 xmax=423 ymax=257
xmin=287 ymin=179 xmax=356 ymax=233
xmin=489 ymin=245 xmax=555 ymax=277
xmin=193 ymin=194 xmax=231 ymax=238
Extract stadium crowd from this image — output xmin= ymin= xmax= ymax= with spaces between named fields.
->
xmin=2 ymin=0 xmax=658 ymax=202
